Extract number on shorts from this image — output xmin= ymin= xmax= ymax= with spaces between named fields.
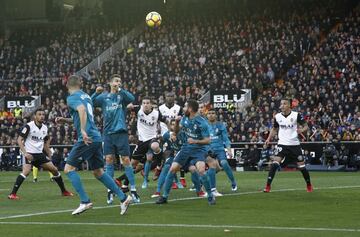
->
xmin=275 ymin=146 xmax=282 ymax=155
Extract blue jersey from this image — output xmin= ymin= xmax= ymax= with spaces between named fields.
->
xmin=91 ymin=89 xmax=135 ymax=135
xmin=163 ymin=131 xmax=185 ymax=152
xmin=67 ymin=90 xmax=102 ymax=142
xmin=200 ymin=114 xmax=212 ymax=129
xmin=209 ymin=121 xmax=231 ymax=151
xmin=180 ymin=115 xmax=210 ymax=151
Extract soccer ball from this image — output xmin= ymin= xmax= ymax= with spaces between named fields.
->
xmin=146 ymin=12 xmax=162 ymax=28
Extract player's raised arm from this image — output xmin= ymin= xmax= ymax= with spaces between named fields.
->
xmin=107 ymin=74 xmax=135 ymax=106
xmin=119 ymin=89 xmax=135 ymax=106
xmin=91 ymin=85 xmax=104 ymax=107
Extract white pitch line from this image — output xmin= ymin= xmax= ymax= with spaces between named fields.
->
xmin=0 ymin=185 xmax=359 ymax=221
xmin=0 ymin=221 xmax=359 ymax=233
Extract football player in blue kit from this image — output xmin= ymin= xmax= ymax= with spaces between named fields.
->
xmin=56 ymin=75 xmax=132 ymax=215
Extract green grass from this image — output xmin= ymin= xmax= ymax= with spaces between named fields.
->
xmin=0 ymin=171 xmax=360 ymax=237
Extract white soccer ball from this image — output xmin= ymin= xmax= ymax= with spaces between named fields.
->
xmin=146 ymin=12 xmax=162 ymax=28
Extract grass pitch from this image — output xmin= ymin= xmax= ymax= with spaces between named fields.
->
xmin=0 ymin=171 xmax=359 ymax=237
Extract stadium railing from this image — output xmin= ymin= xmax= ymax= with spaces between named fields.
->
xmin=0 ymin=96 xmax=5 ymax=111
xmin=0 ymin=142 xmax=359 ymax=171
xmin=76 ymin=23 xmax=144 ymax=77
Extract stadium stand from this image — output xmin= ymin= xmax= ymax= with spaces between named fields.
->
xmin=0 ymin=0 xmax=359 ymax=169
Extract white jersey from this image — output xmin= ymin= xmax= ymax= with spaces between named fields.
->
xmin=274 ymin=111 xmax=305 ymax=146
xmin=20 ymin=121 xmax=48 ymax=154
xmin=137 ymin=108 xmax=165 ymax=142
xmin=158 ymin=103 xmax=182 ymax=122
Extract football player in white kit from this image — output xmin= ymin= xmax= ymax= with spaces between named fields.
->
xmin=116 ymin=97 xmax=167 ymax=189
xmin=159 ymin=92 xmax=186 ymax=188
xmin=263 ymin=98 xmax=313 ymax=193
xmin=8 ymin=108 xmax=73 ymax=200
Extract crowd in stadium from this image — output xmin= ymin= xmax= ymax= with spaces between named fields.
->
xmin=0 ymin=0 xmax=359 ymax=169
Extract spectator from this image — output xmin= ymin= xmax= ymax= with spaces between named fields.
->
xmin=303 ymin=150 xmax=313 ymax=164
xmin=257 ymin=144 xmax=274 ymax=171
xmin=338 ymin=143 xmax=350 ymax=166
xmin=14 ymin=107 xmax=22 ymax=118
xmin=244 ymin=145 xmax=260 ymax=170
xmin=0 ymin=148 xmax=10 ymax=171
xmin=0 ymin=0 xmax=358 ymax=154
xmin=321 ymin=141 xmax=339 ymax=167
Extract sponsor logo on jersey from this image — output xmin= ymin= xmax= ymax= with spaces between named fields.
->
xmin=31 ymin=136 xmax=45 ymax=141
xmin=106 ymin=103 xmax=122 ymax=111
xmin=280 ymin=124 xmax=295 ymax=129
xmin=139 ymin=118 xmax=155 ymax=126
xmin=210 ymin=135 xmax=219 ymax=140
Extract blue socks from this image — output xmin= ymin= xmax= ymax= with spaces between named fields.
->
xmin=105 ymin=163 xmax=114 ymax=178
xmin=191 ymin=171 xmax=202 ymax=192
xmin=220 ymin=160 xmax=236 ymax=186
xmin=157 ymin=164 xmax=170 ymax=193
xmin=200 ymin=173 xmax=212 ymax=197
xmin=97 ymin=173 xmax=126 ymax=202
xmin=208 ymin=167 xmax=216 ymax=190
xmin=144 ymin=160 xmax=152 ymax=181
xmin=162 ymin=171 xmax=175 ymax=198
xmin=66 ymin=171 xmax=90 ymax=203
xmin=124 ymin=164 xmax=136 ymax=191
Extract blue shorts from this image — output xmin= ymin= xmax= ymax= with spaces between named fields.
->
xmin=103 ymin=132 xmax=130 ymax=156
xmin=174 ymin=148 xmax=207 ymax=167
xmin=67 ymin=142 xmax=104 ymax=170
xmin=209 ymin=149 xmax=227 ymax=162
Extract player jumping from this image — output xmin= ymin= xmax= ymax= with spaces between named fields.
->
xmin=91 ymin=74 xmax=140 ymax=204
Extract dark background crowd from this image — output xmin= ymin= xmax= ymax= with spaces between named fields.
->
xmin=0 ymin=0 xmax=359 ymax=170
